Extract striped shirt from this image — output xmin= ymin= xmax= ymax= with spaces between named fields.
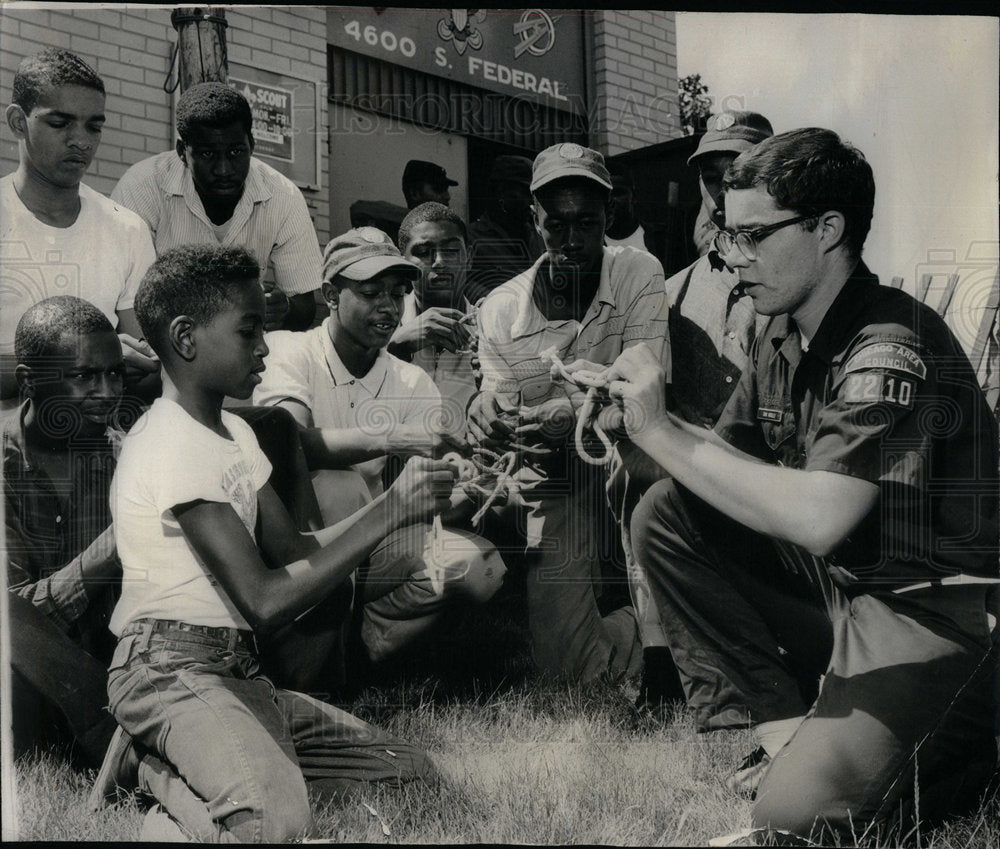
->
xmin=111 ymin=151 xmax=320 ymax=297
xmin=477 ymin=246 xmax=671 ymax=405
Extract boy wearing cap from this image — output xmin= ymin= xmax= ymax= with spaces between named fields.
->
xmin=402 ymin=159 xmax=458 ymax=209
xmin=254 ymin=227 xmax=505 ymax=668
xmin=468 ymin=142 xmax=670 ymax=683
xmin=627 ymin=111 xmax=775 ymax=711
xmin=466 ymin=154 xmax=545 ymax=303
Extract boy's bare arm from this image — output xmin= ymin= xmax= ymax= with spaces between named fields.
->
xmin=276 ymin=397 xmax=465 ymax=467
xmin=173 ymin=457 xmax=456 ymax=635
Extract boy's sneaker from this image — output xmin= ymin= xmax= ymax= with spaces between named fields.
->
xmin=724 ymin=746 xmax=771 ymax=800
xmin=88 ymin=725 xmax=141 ymax=811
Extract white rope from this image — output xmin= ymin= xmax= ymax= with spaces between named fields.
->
xmin=539 ymin=347 xmax=614 ymax=466
xmin=442 ymin=448 xmax=517 ymax=526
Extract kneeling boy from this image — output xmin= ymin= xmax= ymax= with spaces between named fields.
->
xmin=106 ymin=244 xmax=445 ymax=842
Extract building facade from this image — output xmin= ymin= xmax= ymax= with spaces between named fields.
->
xmin=0 ymin=6 xmax=680 ymax=245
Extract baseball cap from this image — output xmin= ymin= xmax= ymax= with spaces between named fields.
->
xmin=323 ymin=227 xmax=420 ymax=283
xmin=489 ymin=155 xmax=533 ymax=186
xmin=530 ymin=142 xmax=613 ymax=193
xmin=402 ymin=159 xmax=458 ymax=188
xmin=688 ymin=111 xmax=774 ymax=165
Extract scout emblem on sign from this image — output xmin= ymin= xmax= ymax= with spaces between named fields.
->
xmin=438 ymin=9 xmax=486 ymax=55
xmin=513 ymin=10 xmax=559 ymax=58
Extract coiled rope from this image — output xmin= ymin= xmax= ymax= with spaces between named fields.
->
xmin=539 ymin=347 xmax=614 ymax=466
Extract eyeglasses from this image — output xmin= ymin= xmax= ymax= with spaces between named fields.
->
xmin=713 ymin=214 xmax=816 ymax=261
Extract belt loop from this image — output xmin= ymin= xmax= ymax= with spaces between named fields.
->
xmin=135 ymin=620 xmax=153 ymax=654
xmin=228 ymin=628 xmax=239 ymax=653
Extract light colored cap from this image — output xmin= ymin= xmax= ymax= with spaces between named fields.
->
xmin=323 ymin=227 xmax=420 ymax=282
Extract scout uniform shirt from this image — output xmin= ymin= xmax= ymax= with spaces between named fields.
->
xmin=716 ymin=262 xmax=999 ymax=589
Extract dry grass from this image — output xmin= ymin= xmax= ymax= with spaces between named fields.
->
xmin=10 ymin=598 xmax=1000 ymax=845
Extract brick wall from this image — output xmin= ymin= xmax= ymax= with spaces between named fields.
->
xmin=590 ymin=10 xmax=679 ymax=156
xmin=0 ymin=6 xmax=329 ymax=245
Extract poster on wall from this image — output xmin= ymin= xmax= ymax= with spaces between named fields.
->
xmin=229 ymin=77 xmax=294 ymax=162
xmin=225 ymin=62 xmax=321 ymax=190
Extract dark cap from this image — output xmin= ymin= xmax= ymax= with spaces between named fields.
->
xmin=323 ymin=227 xmax=420 ymax=283
xmin=531 ymin=142 xmax=613 ymax=193
xmin=489 ymin=155 xmax=533 ymax=186
xmin=688 ymin=111 xmax=774 ymax=165
xmin=402 ymin=159 xmax=458 ymax=188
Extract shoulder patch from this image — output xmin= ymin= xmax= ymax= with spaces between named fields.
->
xmin=843 ymin=341 xmax=926 ymax=380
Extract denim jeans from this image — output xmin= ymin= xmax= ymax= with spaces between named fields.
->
xmin=107 ymin=618 xmax=436 ymax=843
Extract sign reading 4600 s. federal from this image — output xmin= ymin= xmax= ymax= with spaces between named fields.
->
xmin=329 ymin=8 xmax=586 ymax=115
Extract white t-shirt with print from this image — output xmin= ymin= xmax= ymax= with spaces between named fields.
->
xmin=109 ymin=398 xmax=272 ymax=634
xmin=0 ymin=175 xmax=156 ymax=353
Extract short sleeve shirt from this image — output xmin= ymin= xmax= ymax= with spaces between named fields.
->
xmin=716 ymin=263 xmax=999 ymax=586
xmin=253 ymin=320 xmax=442 ymax=497
xmin=0 ymin=177 xmax=155 ymax=350
xmin=476 ymin=245 xmax=671 ymax=406
xmin=111 ymin=151 xmax=319 ymax=297
xmin=109 ymin=398 xmax=272 ymax=634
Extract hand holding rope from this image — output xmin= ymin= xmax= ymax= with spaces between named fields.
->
xmin=539 ymin=347 xmax=615 ymax=466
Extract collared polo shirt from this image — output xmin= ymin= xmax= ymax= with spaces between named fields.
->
xmin=716 ymin=262 xmax=999 ymax=587
xmin=2 ymin=402 xmax=121 ymax=653
xmin=477 ymin=245 xmax=670 ymax=406
xmin=111 ymin=150 xmax=319 ymax=297
xmin=253 ymin=319 xmax=441 ymax=496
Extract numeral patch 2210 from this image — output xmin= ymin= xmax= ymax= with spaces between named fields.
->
xmin=842 ymin=372 xmax=916 ymax=408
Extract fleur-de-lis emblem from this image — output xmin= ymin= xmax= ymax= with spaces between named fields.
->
xmin=437 ymin=9 xmax=486 ymax=55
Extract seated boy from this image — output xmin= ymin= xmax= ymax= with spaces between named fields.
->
xmin=390 ymin=202 xmax=478 ymax=417
xmin=254 ymin=227 xmax=506 ymax=668
xmin=104 ymin=244 xmax=441 ymax=842
xmin=4 ymin=296 xmax=125 ymax=767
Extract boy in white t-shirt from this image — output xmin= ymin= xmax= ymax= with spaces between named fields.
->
xmin=1 ymin=49 xmax=158 ymax=401
xmin=102 ymin=244 xmax=446 ymax=841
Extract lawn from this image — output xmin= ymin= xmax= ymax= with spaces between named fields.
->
xmin=10 ymin=593 xmax=1000 ymax=845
